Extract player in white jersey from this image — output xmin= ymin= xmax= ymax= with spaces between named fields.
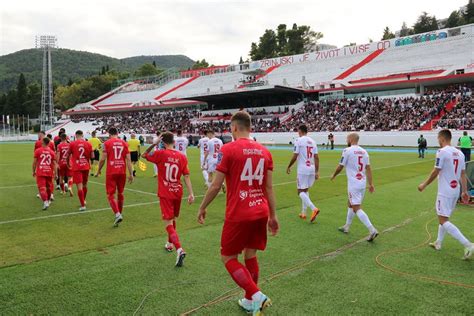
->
xmin=197 ymin=131 xmax=210 ymax=185
xmin=203 ymin=130 xmax=224 ymax=191
xmin=286 ymin=125 xmax=320 ymax=222
xmin=331 ymin=133 xmax=379 ymax=242
xmin=174 ymin=130 xmax=189 ymax=156
xmin=418 ymin=129 xmax=472 ymax=259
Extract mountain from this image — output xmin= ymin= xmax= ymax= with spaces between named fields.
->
xmin=0 ymin=49 xmax=195 ymax=93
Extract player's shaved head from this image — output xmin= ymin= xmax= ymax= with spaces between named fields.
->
xmin=347 ymin=133 xmax=359 ymax=145
xmin=438 ymin=129 xmax=452 ymax=141
xmin=231 ymin=111 xmax=251 ymax=131
xmin=131 ymin=133 xmax=136 ymax=138
xmin=108 ymin=127 xmax=118 ymax=135
xmin=161 ymin=131 xmax=174 ymax=145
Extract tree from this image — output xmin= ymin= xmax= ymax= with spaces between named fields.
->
xmin=399 ymin=22 xmax=414 ymax=37
xmin=106 ymin=64 xmax=109 ymax=72
xmin=463 ymin=2 xmax=474 ymax=24
xmin=413 ymin=12 xmax=439 ymax=34
xmin=238 ymin=56 xmax=244 ymax=64
xmin=276 ymin=24 xmax=288 ymax=56
xmin=101 ymin=66 xmax=106 ymax=75
xmin=192 ymin=59 xmax=210 ymax=69
xmin=152 ymin=61 xmax=157 ymax=68
xmin=446 ymin=10 xmax=462 ymax=28
xmin=134 ymin=63 xmax=162 ymax=77
xmin=16 ymin=73 xmax=28 ymax=115
xmin=381 ymin=26 xmax=395 ymax=40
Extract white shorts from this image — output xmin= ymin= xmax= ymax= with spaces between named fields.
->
xmin=435 ymin=195 xmax=458 ymax=217
xmin=207 ymin=159 xmax=218 ymax=173
xmin=348 ymin=189 xmax=365 ymax=206
xmin=297 ymin=173 xmax=315 ymax=190
xmin=200 ymin=155 xmax=205 ymax=168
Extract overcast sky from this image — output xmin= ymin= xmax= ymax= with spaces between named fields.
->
xmin=0 ymin=0 xmax=467 ymax=64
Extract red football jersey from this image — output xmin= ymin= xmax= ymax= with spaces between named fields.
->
xmin=216 ymin=138 xmax=273 ymax=222
xmin=34 ymin=147 xmax=56 ymax=177
xmin=69 ymin=139 xmax=93 ymax=171
xmin=56 ymin=142 xmax=71 ymax=168
xmin=103 ymin=138 xmax=129 ymax=175
xmin=144 ymin=149 xmax=189 ymax=200
xmin=35 ymin=139 xmax=55 ymax=151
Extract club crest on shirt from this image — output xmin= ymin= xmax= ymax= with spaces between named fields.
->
xmin=450 ymin=180 xmax=458 ymax=188
xmin=239 ymin=190 xmax=248 ymax=200
xmin=356 ymin=173 xmax=363 ymax=180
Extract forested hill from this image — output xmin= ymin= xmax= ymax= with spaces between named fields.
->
xmin=0 ymin=48 xmax=195 ymax=93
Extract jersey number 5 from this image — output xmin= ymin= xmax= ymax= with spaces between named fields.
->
xmin=241 ymin=158 xmax=264 ymax=186
xmin=358 ymin=156 xmax=364 ymax=171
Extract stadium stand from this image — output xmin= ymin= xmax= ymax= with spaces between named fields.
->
xmin=59 ymin=24 xmax=474 ymax=136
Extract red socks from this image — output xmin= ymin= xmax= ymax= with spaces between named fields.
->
xmin=107 ymin=194 xmax=119 ymax=214
xmin=225 ymin=258 xmax=259 ymax=300
xmin=39 ymin=187 xmax=48 ymax=202
xmin=68 ymin=179 xmax=73 ymax=187
xmin=168 ymin=220 xmax=177 ymax=243
xmin=60 ymin=183 xmax=65 ymax=192
xmin=83 ymin=187 xmax=88 ymax=200
xmin=78 ymin=189 xmax=85 ymax=207
xmin=117 ymin=192 xmax=124 ymax=213
xmin=245 ymin=257 xmax=259 ymax=284
xmin=166 ymin=224 xmax=181 ymax=250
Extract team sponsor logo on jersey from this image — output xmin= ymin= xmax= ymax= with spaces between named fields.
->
xmin=450 ymin=180 xmax=458 ymax=188
xmin=356 ymin=173 xmax=363 ymax=180
xmin=249 ymin=198 xmax=263 ymax=207
xmin=306 ymin=160 xmax=311 ymax=167
xmin=239 ymin=190 xmax=248 ymax=200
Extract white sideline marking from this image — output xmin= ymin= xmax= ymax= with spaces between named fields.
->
xmin=0 ymin=159 xmax=431 ymax=225
xmin=89 ymin=180 xmax=156 ymax=196
xmin=0 ymin=184 xmax=36 ymax=189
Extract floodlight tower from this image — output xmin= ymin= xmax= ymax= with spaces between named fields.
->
xmin=36 ymin=35 xmax=57 ymax=131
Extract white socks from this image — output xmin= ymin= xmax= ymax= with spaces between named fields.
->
xmin=301 ymin=200 xmax=307 ymax=215
xmin=436 ymin=224 xmax=446 ymax=244
xmin=299 ymin=192 xmax=316 ymax=210
xmin=442 ymin=222 xmax=471 ymax=248
xmin=356 ymin=210 xmax=376 ymax=233
xmin=202 ymin=170 xmax=209 ymax=183
xmin=346 ymin=208 xmax=355 ymax=227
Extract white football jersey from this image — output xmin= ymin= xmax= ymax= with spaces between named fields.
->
xmin=435 ymin=146 xmax=465 ymax=197
xmin=175 ymin=136 xmax=189 ymax=156
xmin=207 ymin=137 xmax=223 ymax=161
xmin=293 ymin=135 xmax=318 ymax=175
xmin=339 ymin=145 xmax=370 ymax=190
xmin=198 ymin=137 xmax=209 ymax=158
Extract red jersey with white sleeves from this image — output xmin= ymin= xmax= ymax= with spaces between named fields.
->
xmin=56 ymin=142 xmax=71 ymax=168
xmin=35 ymin=139 xmax=55 ymax=151
xmin=34 ymin=147 xmax=55 ymax=177
xmin=339 ymin=145 xmax=370 ymax=191
xmin=69 ymin=139 xmax=93 ymax=171
xmin=144 ymin=148 xmax=189 ymax=200
xmin=435 ymin=146 xmax=465 ymax=197
xmin=294 ymin=135 xmax=318 ymax=175
xmin=103 ymin=138 xmax=129 ymax=175
xmin=216 ymin=138 xmax=273 ymax=222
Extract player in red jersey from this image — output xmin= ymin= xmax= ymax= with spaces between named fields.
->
xmin=67 ymin=130 xmax=94 ymax=211
xmin=142 ymin=131 xmax=194 ymax=267
xmin=56 ymin=133 xmax=74 ymax=196
xmin=33 ymin=137 xmax=57 ymax=210
xmin=198 ymin=111 xmax=278 ymax=314
xmin=34 ymin=131 xmax=55 ymax=151
xmin=96 ymin=127 xmax=134 ymax=227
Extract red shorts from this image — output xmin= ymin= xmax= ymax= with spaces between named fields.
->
xmin=106 ymin=174 xmax=126 ymax=195
xmin=159 ymin=198 xmax=182 ymax=220
xmin=73 ymin=170 xmax=89 ymax=185
xmin=58 ymin=165 xmax=72 ymax=177
xmin=36 ymin=176 xmax=53 ymax=190
xmin=220 ymin=217 xmax=268 ymax=256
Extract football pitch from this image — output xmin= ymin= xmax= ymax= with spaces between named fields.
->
xmin=0 ymin=143 xmax=472 ymax=315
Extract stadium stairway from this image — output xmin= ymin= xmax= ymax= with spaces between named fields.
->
xmin=333 ymin=49 xmax=385 ymax=80
xmin=419 ymin=98 xmax=459 ymax=131
xmin=154 ymin=76 xmax=200 ymax=101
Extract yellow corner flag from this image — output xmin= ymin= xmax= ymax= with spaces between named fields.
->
xmin=138 ymin=160 xmax=147 ymax=172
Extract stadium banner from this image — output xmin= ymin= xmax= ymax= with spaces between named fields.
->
xmin=250 ymin=28 xmax=455 ymax=69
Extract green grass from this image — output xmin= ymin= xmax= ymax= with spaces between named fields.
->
xmin=0 ymin=143 xmax=472 ymax=315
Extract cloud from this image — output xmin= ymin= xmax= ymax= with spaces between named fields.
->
xmin=0 ymin=0 xmax=467 ymax=64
